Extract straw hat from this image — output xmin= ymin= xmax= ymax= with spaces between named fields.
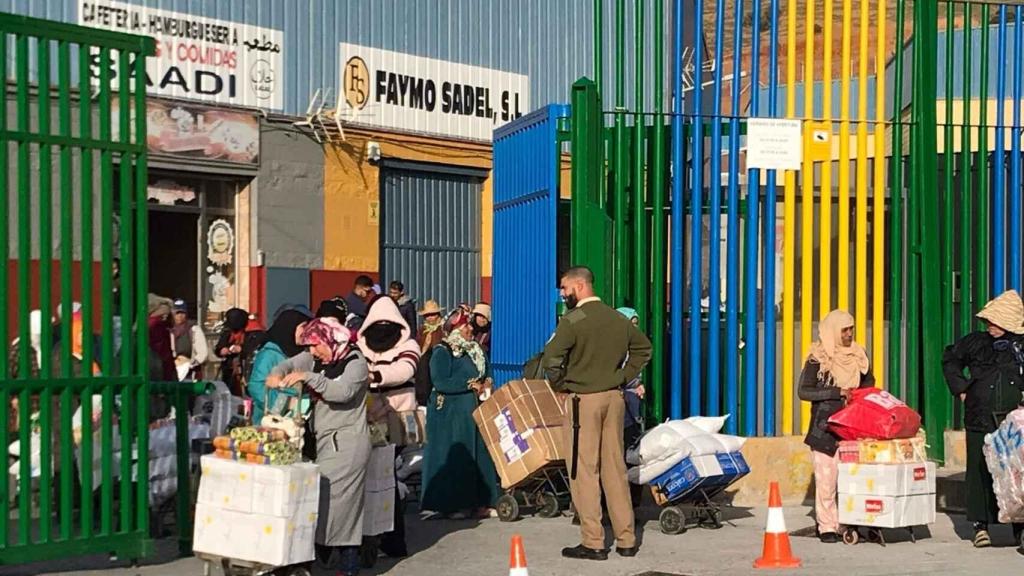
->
xmin=977 ymin=290 xmax=1024 ymax=334
xmin=473 ymin=303 xmax=492 ymax=322
xmin=418 ymin=299 xmax=445 ymax=316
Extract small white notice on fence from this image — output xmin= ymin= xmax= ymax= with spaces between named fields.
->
xmin=746 ymin=118 xmax=803 ymax=171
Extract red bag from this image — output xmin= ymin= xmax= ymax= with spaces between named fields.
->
xmin=827 ymin=388 xmax=922 ymax=441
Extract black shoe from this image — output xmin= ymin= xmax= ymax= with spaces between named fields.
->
xmin=819 ymin=532 xmax=840 ymax=544
xmin=616 ymin=546 xmax=639 ymax=557
xmin=571 ymin=514 xmax=581 ymax=526
xmin=561 ymin=544 xmax=608 ymax=561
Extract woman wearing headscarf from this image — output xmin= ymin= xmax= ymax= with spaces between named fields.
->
xmin=247 ymin=307 xmax=313 ymax=422
xmin=470 ymin=302 xmax=492 ymax=355
xmin=265 ymin=317 xmax=370 ymax=576
xmin=943 ymin=290 xmax=1024 ymax=549
xmin=148 ymin=294 xmax=176 ymax=382
xmin=421 ymin=313 xmax=499 ymax=519
xmin=798 ymin=309 xmax=874 ymax=544
xmin=356 ymin=296 xmax=421 ymax=558
xmin=215 ymin=307 xmax=249 ymax=396
xmin=416 ymin=299 xmax=446 ymax=353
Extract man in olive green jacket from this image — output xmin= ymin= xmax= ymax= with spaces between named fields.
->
xmin=542 ymin=266 xmax=652 ymax=561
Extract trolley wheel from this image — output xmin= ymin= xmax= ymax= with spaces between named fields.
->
xmin=698 ymin=508 xmax=723 ymax=529
xmin=281 ymin=567 xmax=312 ymax=576
xmin=843 ymin=529 xmax=860 ymax=545
xmin=536 ymin=492 xmax=561 ymax=518
xmin=496 ymin=494 xmax=521 ymax=522
xmin=659 ymin=506 xmax=687 ymax=535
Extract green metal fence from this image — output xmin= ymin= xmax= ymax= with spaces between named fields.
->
xmin=0 ymin=13 xmax=154 ymax=564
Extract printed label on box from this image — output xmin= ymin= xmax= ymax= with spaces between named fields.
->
xmin=494 ymin=407 xmax=530 ymax=464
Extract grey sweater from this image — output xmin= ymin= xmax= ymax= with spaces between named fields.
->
xmin=270 ymin=349 xmax=370 ymax=439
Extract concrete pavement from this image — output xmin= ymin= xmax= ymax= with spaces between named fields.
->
xmin=3 ymin=504 xmax=1022 ymax=576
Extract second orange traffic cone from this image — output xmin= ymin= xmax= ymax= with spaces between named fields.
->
xmin=509 ymin=534 xmax=529 ymax=576
xmin=753 ymin=481 xmax=801 ymax=569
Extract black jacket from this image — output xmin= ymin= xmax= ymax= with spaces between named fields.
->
xmin=943 ymin=332 xmax=1024 ymax=433
xmin=798 ymin=359 xmax=875 ymax=456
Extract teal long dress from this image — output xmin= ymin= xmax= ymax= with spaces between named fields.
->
xmin=421 ymin=344 xmax=499 ymax=514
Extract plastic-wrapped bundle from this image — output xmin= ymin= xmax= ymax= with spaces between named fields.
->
xmin=228 ymin=426 xmax=289 ymax=444
xmin=983 ymin=408 xmax=1024 ymax=523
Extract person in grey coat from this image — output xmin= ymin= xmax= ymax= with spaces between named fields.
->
xmin=266 ymin=316 xmax=370 ymax=576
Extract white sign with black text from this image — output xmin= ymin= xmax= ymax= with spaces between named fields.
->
xmin=78 ymin=0 xmax=284 ymax=110
xmin=339 ymin=43 xmax=530 ymax=142
xmin=746 ymin=118 xmax=803 ymax=171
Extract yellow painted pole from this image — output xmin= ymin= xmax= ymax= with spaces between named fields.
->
xmin=821 ymin=0 xmax=834 ymax=320
xmin=800 ymin=0 xmax=816 ymax=432
xmin=782 ymin=0 xmax=798 ymax=436
xmin=872 ymin=0 xmax=887 ymax=388
xmin=855 ymin=0 xmax=869 ymax=345
xmin=839 ymin=0 xmax=852 ymax=311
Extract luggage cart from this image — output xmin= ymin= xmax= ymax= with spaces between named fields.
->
xmin=495 ymin=464 xmax=572 ymax=522
xmin=648 ymin=452 xmax=750 ymax=535
xmin=841 ymin=524 xmax=919 ymax=546
xmin=197 ymin=553 xmax=311 ymax=576
xmin=654 ymin=480 xmax=736 ymax=535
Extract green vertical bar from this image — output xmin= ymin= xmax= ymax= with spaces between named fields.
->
xmin=977 ymin=6 xmax=990 ymax=306
xmin=117 ymin=49 xmax=133 ymax=534
xmin=571 ymin=78 xmax=600 ymax=264
xmin=613 ymin=0 xmax=628 ymax=306
xmin=942 ymin=2 xmax=955 ymax=374
xmin=0 ymin=28 xmax=8 ymax=550
xmin=134 ymin=45 xmax=151 ymax=536
xmin=37 ymin=35 xmax=54 ymax=545
xmin=15 ymin=32 xmax=31 ymax=547
xmin=889 ymin=0 xmax=907 ymax=401
xmin=649 ymin=0 xmax=666 ymax=423
xmin=79 ymin=42 xmax=95 ymax=539
xmin=98 ymin=46 xmax=114 ymax=536
xmin=959 ymin=2 xmax=973 ymax=338
xmin=915 ymin=0 xmax=945 ymax=460
xmin=175 ymin=390 xmax=190 ymax=553
xmin=57 ymin=39 xmax=74 ymax=541
xmin=594 ymin=0 xmax=602 ymax=97
xmin=633 ymin=0 xmax=647 ymax=328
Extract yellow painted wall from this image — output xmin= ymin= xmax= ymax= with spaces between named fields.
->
xmin=323 ymin=128 xmax=492 ymax=273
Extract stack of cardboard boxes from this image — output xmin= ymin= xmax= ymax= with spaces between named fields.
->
xmin=837 ymin=436 xmax=936 ymax=529
xmin=193 ymin=455 xmax=320 ymax=566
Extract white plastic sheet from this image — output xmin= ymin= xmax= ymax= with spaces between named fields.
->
xmin=984 ymin=407 xmax=1024 ymax=523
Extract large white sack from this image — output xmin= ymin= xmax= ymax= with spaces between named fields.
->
xmin=638 ymin=421 xmax=704 ymax=463
xmin=683 ymin=414 xmax=730 ymax=435
xmin=628 ymin=447 xmax=692 ymax=485
xmin=714 ymin=433 xmax=747 ymax=453
xmin=687 ymin=434 xmax=729 ymax=456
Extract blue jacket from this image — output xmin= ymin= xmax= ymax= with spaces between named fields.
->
xmin=247 ymin=342 xmax=297 ymax=423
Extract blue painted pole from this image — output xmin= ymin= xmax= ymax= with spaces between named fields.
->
xmin=742 ymin=0 xmax=761 ymax=438
xmin=726 ymin=0 xmax=746 ymax=431
xmin=689 ymin=0 xmax=706 ymax=417
xmin=708 ymin=0 xmax=726 ymax=418
xmin=763 ymin=0 xmax=781 ymax=437
xmin=670 ymin=0 xmax=686 ymax=420
xmin=1013 ymin=8 xmax=1023 ymax=292
xmin=995 ymin=7 xmax=1008 ymax=294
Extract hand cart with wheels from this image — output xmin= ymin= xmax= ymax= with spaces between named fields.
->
xmin=840 ymin=525 xmax=919 ymax=546
xmin=647 ymin=451 xmax=750 ymax=535
xmin=836 ymin=461 xmax=936 ymax=546
xmin=495 ymin=463 xmax=572 ymax=522
xmin=197 ymin=553 xmax=312 ymax=576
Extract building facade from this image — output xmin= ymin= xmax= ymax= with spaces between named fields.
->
xmin=2 ymin=0 xmax=646 ymax=333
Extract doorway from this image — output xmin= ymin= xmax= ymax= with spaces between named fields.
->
xmin=148 ymin=210 xmax=199 ymax=312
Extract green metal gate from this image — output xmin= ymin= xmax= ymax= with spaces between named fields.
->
xmin=0 ymin=13 xmax=154 ymax=564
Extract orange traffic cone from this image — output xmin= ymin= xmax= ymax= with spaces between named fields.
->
xmin=753 ymin=481 xmax=801 ymax=569
xmin=509 ymin=534 xmax=529 ymax=576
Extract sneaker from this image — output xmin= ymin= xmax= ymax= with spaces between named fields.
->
xmin=561 ymin=544 xmax=608 ymax=561
xmin=819 ymin=532 xmax=840 ymax=544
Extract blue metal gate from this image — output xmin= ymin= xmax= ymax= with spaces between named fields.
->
xmin=491 ymin=105 xmax=569 ymax=385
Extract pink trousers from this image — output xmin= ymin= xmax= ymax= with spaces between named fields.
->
xmin=812 ymin=450 xmax=840 ymax=534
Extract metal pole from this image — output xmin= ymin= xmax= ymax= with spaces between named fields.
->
xmin=977 ymin=6 xmax=991 ymax=306
xmin=633 ymin=0 xmax=648 ymax=357
xmin=872 ymin=0 xmax=887 ymax=387
xmin=960 ymin=2 xmax=974 ymax=338
xmin=614 ymin=0 xmax=628 ymax=307
xmin=994 ymin=6 xmax=1008 ymax=294
xmin=1012 ymin=7 xmax=1023 ymax=292
xmin=707 ymin=0 xmax=726 ymax=418
xmin=651 ymin=0 xmax=667 ymax=423
xmin=671 ymin=0 xmax=686 ymax=419
xmin=888 ymin=0 xmax=907 ymax=398
xmin=689 ymin=0 xmax=706 ymax=417
xmin=781 ymin=0 xmax=798 ymax=435
xmin=728 ymin=0 xmax=747 ymax=432
xmin=764 ymin=0 xmax=781 ymax=436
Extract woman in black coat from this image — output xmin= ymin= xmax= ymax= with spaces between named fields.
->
xmin=798 ymin=309 xmax=874 ymax=544
xmin=943 ymin=290 xmax=1024 ymax=549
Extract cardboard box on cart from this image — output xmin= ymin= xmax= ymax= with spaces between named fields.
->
xmin=473 ymin=379 xmax=566 ymax=489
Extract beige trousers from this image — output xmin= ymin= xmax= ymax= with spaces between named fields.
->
xmin=812 ymin=449 xmax=840 ymax=534
xmin=563 ymin=390 xmax=636 ymax=550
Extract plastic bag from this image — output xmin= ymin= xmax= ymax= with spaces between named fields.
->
xmin=984 ymin=408 xmax=1024 ymax=523
xmin=827 ymin=388 xmax=921 ymax=440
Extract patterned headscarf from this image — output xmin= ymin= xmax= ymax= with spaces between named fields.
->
xmin=444 ymin=322 xmax=487 ymax=379
xmin=297 ymin=317 xmax=352 ymax=363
